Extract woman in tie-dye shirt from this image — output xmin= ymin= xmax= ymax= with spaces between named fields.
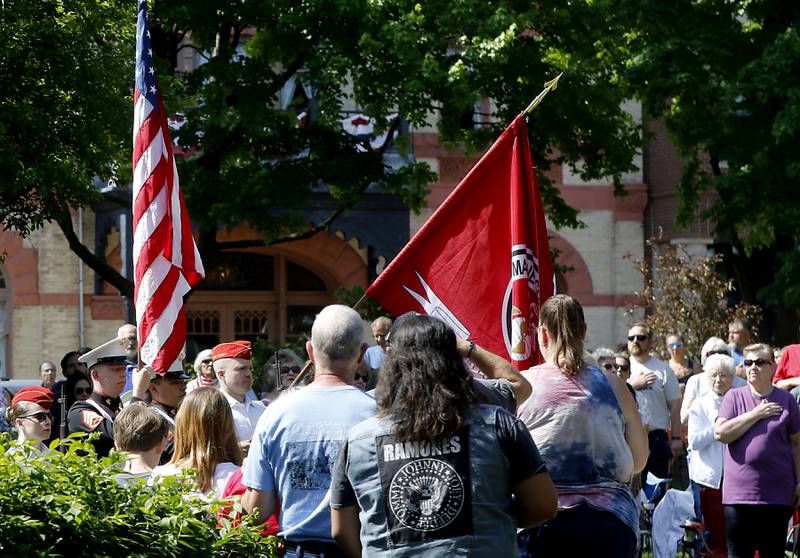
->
xmin=517 ymin=295 xmax=648 ymax=558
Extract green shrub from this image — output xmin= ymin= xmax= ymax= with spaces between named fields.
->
xmin=0 ymin=434 xmax=277 ymax=557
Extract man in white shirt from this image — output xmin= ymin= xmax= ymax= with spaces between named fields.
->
xmin=627 ymin=323 xmax=682 ymax=480
xmin=212 ymin=340 xmax=265 ymax=455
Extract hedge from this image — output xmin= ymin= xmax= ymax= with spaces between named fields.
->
xmin=0 ymin=434 xmax=278 ymax=557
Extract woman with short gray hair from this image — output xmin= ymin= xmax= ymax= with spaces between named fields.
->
xmin=681 ymin=337 xmax=744 ymax=424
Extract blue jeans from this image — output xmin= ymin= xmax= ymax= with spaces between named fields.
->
xmin=518 ymin=504 xmax=637 ymax=558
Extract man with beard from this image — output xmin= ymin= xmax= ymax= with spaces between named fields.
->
xmin=67 ymin=338 xmax=129 ymax=457
xmin=627 ymin=323 xmax=682 ymax=480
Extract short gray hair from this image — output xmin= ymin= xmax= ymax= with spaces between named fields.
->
xmin=593 ymin=347 xmax=616 ymax=361
xmin=311 ymin=305 xmax=364 ymax=368
xmin=700 ymin=336 xmax=729 ymax=365
xmin=704 ymin=353 xmax=735 ymax=376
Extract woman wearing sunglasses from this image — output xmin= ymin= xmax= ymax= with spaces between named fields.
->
xmin=4 ymin=386 xmax=54 ymax=454
xmin=666 ymin=334 xmax=701 ymax=386
xmin=714 ymin=343 xmax=800 ymax=558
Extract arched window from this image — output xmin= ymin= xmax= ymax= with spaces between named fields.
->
xmin=186 ymin=252 xmax=331 ymax=353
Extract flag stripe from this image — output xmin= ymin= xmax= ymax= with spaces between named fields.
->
xmin=133 ymin=1 xmax=204 ymax=373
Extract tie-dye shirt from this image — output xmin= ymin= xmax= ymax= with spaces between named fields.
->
xmin=517 ymin=363 xmax=638 ymax=535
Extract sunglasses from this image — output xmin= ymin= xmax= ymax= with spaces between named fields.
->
xmin=705 ymin=349 xmax=730 ymax=358
xmin=668 ymin=341 xmax=685 ymax=349
xmin=744 ymin=358 xmax=772 ymax=368
xmin=614 ymin=364 xmax=631 ymax=372
xmin=281 ymin=366 xmax=302 ymax=375
xmin=201 ymin=359 xmax=212 ymax=365
xmin=355 ymin=373 xmax=369 ymax=381
xmin=20 ymin=411 xmax=52 ymax=423
xmin=601 ymin=363 xmax=614 ymax=371
xmin=628 ymin=335 xmax=648 ymax=342
xmin=75 ymin=387 xmax=92 ymax=395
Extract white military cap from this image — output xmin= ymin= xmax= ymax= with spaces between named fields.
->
xmin=78 ymin=337 xmax=129 ymax=369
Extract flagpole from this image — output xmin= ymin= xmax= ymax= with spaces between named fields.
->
xmin=289 ymin=75 xmax=563 ymax=390
xmin=521 ymin=73 xmax=563 ymax=118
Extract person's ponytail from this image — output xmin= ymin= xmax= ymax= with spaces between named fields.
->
xmin=540 ymin=294 xmax=586 ymax=376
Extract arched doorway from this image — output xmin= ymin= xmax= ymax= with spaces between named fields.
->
xmin=184 ymin=251 xmax=334 ymax=357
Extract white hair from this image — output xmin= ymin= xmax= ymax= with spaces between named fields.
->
xmin=311 ymin=305 xmax=364 ymax=368
xmin=193 ymin=349 xmax=213 ymax=374
xmin=593 ymin=347 xmax=616 ymax=361
xmin=704 ymin=353 xmax=735 ymax=376
xmin=700 ymin=336 xmax=729 ymax=365
xmin=212 ymin=357 xmax=239 ymax=374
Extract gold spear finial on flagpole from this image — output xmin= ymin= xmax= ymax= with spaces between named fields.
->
xmin=522 ymin=73 xmax=564 ymax=118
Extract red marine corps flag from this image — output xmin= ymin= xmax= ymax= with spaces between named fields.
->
xmin=132 ymin=1 xmax=204 ymax=372
xmin=367 ymin=115 xmax=554 ymax=369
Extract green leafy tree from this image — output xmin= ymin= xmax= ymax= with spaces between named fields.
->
xmin=618 ymin=0 xmax=800 ymax=342
xmin=625 ymin=240 xmax=761 ymax=358
xmin=0 ymin=0 xmax=135 ymax=292
xmin=0 ymin=435 xmax=276 ymax=556
xmin=2 ymin=0 xmax=644 ymax=296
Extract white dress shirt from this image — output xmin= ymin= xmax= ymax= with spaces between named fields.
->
xmin=222 ymin=390 xmax=266 ymax=442
xmin=687 ymin=391 xmax=725 ymax=489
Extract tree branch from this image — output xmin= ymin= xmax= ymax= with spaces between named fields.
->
xmin=55 ymin=209 xmax=134 ymax=298
xmin=214 ymin=205 xmax=348 ymax=251
xmin=271 ymin=48 xmax=309 ymax=94
xmin=375 ymin=115 xmax=401 ymax=154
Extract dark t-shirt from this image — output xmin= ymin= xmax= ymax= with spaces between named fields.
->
xmin=473 ymin=378 xmax=516 ymax=413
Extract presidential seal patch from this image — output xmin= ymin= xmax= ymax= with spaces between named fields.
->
xmin=377 ymin=431 xmax=473 ymax=544
xmin=389 ymin=458 xmax=465 ymax=532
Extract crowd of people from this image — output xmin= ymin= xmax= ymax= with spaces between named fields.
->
xmin=2 ymin=301 xmax=799 ymax=557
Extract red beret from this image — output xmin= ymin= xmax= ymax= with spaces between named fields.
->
xmin=212 ymin=341 xmax=252 ymax=362
xmin=11 ymin=386 xmax=55 ymax=410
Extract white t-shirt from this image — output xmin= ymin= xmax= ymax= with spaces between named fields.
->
xmin=153 ymin=461 xmax=239 ymax=498
xmin=628 ymin=356 xmax=680 ymax=431
xmin=221 ymin=390 xmax=266 ymax=442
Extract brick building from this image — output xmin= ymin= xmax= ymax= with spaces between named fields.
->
xmin=1 ymin=102 xmax=700 ymax=380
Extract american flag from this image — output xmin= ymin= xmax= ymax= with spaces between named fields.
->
xmin=132 ymin=0 xmax=204 ymax=373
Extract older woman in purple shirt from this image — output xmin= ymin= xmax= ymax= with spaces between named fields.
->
xmin=714 ymin=342 xmax=800 ymax=558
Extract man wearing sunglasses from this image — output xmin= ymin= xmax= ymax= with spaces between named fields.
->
xmin=627 ymin=323 xmax=682 ymax=481
xmin=67 ymin=337 xmax=130 ymax=457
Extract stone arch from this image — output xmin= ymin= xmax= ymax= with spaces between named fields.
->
xmin=548 ymin=231 xmax=594 ymax=301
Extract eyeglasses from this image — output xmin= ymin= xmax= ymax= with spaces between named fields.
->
xmin=708 ymin=373 xmax=733 ymax=380
xmin=744 ymin=358 xmax=772 ymax=368
xmin=614 ymin=364 xmax=631 ymax=372
xmin=20 ymin=412 xmax=52 ymax=423
xmin=628 ymin=335 xmax=648 ymax=342
xmin=75 ymin=387 xmax=92 ymax=395
xmin=668 ymin=341 xmax=685 ymax=349
xmin=705 ymin=349 xmax=730 ymax=358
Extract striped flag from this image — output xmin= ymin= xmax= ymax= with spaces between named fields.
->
xmin=132 ymin=0 xmax=204 ymax=373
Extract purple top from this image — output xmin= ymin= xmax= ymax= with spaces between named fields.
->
xmin=718 ymin=385 xmax=800 ymax=506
